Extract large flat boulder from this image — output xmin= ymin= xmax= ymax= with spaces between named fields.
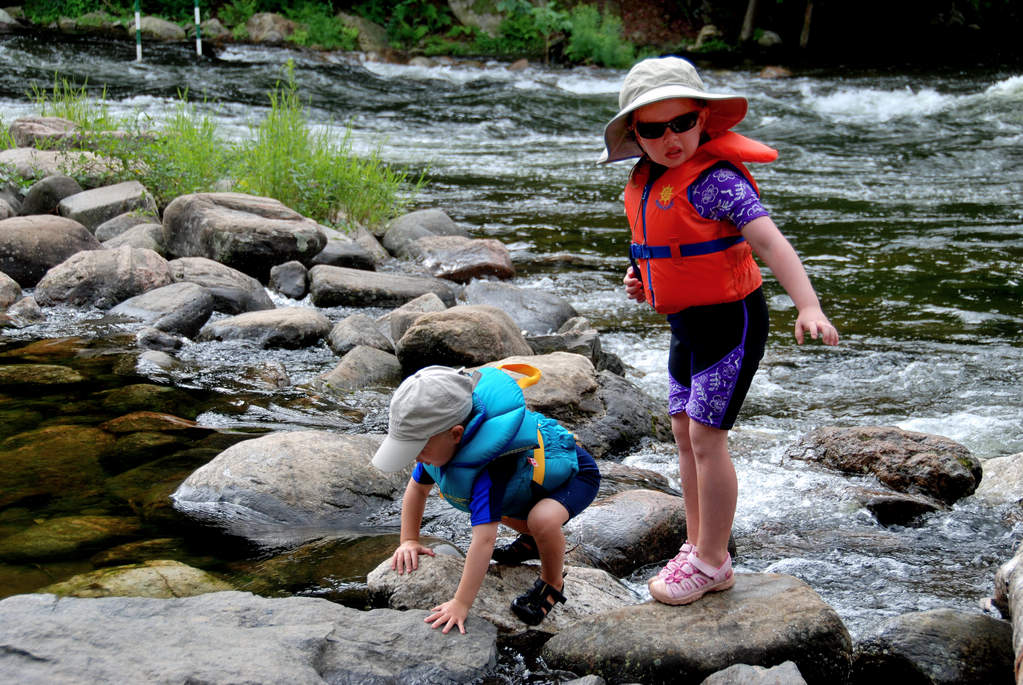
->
xmin=0 ymin=215 xmax=102 ymax=287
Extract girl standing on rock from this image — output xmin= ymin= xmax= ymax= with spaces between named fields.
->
xmin=599 ymin=56 xmax=839 ymax=605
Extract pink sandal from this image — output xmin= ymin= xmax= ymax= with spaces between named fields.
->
xmin=647 ymin=541 xmax=695 ymax=588
xmin=648 ymin=553 xmax=734 ymax=606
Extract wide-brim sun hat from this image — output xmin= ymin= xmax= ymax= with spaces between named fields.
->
xmin=599 ymin=56 xmax=749 ymax=164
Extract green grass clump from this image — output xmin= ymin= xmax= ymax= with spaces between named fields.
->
xmin=564 ymin=4 xmax=635 ymax=68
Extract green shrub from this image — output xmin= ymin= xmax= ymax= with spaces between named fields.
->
xmin=384 ymin=0 xmax=454 ymax=49
xmin=285 ymin=2 xmax=359 ymax=50
xmin=29 ymin=75 xmax=117 ymax=132
xmin=564 ymin=4 xmax=634 ymax=68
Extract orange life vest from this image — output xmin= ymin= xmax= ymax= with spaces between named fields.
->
xmin=624 ymin=131 xmax=778 ymax=314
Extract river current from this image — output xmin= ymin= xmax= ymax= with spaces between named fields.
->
xmin=1 ymin=33 xmax=1022 ymax=645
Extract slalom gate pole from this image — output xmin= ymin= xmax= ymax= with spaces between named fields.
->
xmin=194 ymin=0 xmax=202 ymax=56
xmin=134 ymin=0 xmax=142 ymax=62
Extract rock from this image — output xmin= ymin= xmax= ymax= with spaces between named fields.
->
xmin=4 ymin=296 xmax=44 ymax=325
xmin=0 ymin=197 xmax=15 ymax=219
xmin=993 ymin=547 xmax=1023 ymax=676
xmin=246 ymin=12 xmax=296 ymax=43
xmin=8 ymin=116 xmax=77 ymax=147
xmin=0 ymin=591 xmax=497 ymax=683
xmin=34 ymin=245 xmax=173 ymax=309
xmin=448 ymin=0 xmax=503 ymax=37
xmin=785 ymin=426 xmax=982 ymax=505
xmin=0 ymin=214 xmax=103 ymax=287
xmin=97 ymin=383 xmax=198 ymax=418
xmin=20 ymin=174 xmax=83 ymax=215
xmin=308 ymin=225 xmax=376 ymax=270
xmin=542 ymin=573 xmax=852 ymax=684
xmin=327 ymin=312 xmax=394 ymax=356
xmin=317 ymin=345 xmax=403 ymax=394
xmin=108 ymin=281 xmax=214 ymax=337
xmin=463 ymin=279 xmax=579 ymax=335
xmin=694 ymin=24 xmax=724 ymax=50
xmin=0 ymin=147 xmax=119 ymax=187
xmin=162 ymin=193 xmax=327 ymax=281
xmin=527 ymin=316 xmax=606 ymax=367
xmin=337 ymin=12 xmax=390 ymax=55
xmin=759 ymin=65 xmax=793 ymax=79
xmin=268 ymin=260 xmax=308 ymax=300
xmin=352 ymin=223 xmax=391 ymax=263
xmin=0 ymin=362 xmax=84 ymax=386
xmin=852 ymin=487 xmax=943 ymax=526
xmin=595 ymin=461 xmax=679 ymax=498
xmin=381 ymin=291 xmax=448 ymax=343
xmin=382 ymin=207 xmax=469 ymax=252
xmin=57 ymin=180 xmax=158 ymax=232
xmin=102 ymin=222 xmax=165 ymax=254
xmin=367 ymin=552 xmax=637 ymax=634
xmin=139 ymin=16 xmax=186 ymax=41
xmin=401 ymin=234 xmax=515 ymax=282
xmin=0 ymin=515 xmax=143 ymax=562
xmin=307 ymin=263 xmax=457 ymax=308
xmin=198 ymin=307 xmax=330 ymax=349
xmin=41 ymin=559 xmax=233 ymax=597
xmin=757 ymin=30 xmax=784 ymax=47
xmin=702 ymin=661 xmax=807 ymax=684
xmin=975 ymin=452 xmax=1023 ymax=506
xmin=851 ymin=608 xmax=1013 ymax=685
xmin=95 ymin=210 xmax=161 ymax=241
xmin=0 ymin=270 xmax=20 ymax=307
xmin=168 ymin=256 xmax=274 ymax=314
xmin=395 ymin=304 xmax=533 ymax=373
xmin=171 ymin=431 xmax=407 ymax=541
xmin=0 ymin=425 xmax=113 ymax=510
xmin=136 ymin=326 xmax=184 ymax=352
xmin=564 ymin=489 xmax=687 ymax=577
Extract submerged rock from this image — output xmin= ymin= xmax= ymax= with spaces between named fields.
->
xmin=0 ymin=515 xmax=143 ymax=562
xmin=198 ymin=306 xmax=330 ymax=349
xmin=40 ymin=559 xmax=233 ymax=598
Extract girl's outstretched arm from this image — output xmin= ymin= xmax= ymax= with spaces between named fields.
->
xmin=742 ymin=216 xmax=839 ymax=346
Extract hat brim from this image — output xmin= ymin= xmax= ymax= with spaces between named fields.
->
xmin=372 ymin=435 xmax=428 ymax=473
xmin=598 ymin=84 xmax=748 ymax=164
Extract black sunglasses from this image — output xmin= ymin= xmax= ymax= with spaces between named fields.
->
xmin=633 ymin=111 xmax=701 ymax=140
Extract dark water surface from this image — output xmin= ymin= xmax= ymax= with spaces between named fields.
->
xmin=2 ymin=33 xmax=1022 ymax=661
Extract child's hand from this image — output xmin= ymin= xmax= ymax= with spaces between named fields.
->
xmin=623 ymin=267 xmax=645 ymax=302
xmin=391 ymin=540 xmax=435 ymax=574
xmin=795 ymin=307 xmax=840 ymax=346
xmin=425 ymin=598 xmax=470 ymax=634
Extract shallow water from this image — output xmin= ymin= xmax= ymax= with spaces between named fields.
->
xmin=1 ymin=34 xmax=1022 ymax=652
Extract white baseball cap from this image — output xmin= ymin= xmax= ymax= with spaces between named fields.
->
xmin=371 ymin=366 xmax=476 ymax=473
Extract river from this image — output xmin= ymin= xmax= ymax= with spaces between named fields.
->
xmin=1 ymin=32 xmax=1022 ymax=658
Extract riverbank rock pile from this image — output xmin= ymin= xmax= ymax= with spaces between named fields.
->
xmin=0 ymin=117 xmax=1018 ymax=683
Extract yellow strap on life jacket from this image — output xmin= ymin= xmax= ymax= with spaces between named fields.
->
xmin=497 ymin=363 xmax=542 ymax=389
xmin=531 ymin=429 xmax=545 ymax=486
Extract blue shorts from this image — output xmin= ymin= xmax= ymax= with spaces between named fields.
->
xmin=666 ymin=287 xmax=769 ymax=430
xmin=506 ymin=445 xmax=600 ymax=521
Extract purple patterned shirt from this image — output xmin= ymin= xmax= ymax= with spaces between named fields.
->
xmin=687 ymin=162 xmax=769 ymax=229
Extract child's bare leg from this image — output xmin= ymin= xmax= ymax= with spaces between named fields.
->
xmin=671 ymin=413 xmax=699 ymax=546
xmin=688 ymin=421 xmax=735 ymax=568
xmin=500 ymin=517 xmax=530 ymax=535
xmin=526 ymin=498 xmax=570 ymax=588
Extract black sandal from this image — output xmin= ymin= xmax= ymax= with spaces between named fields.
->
xmin=511 ymin=577 xmax=566 ymax=626
xmin=492 ymin=534 xmax=539 ymax=565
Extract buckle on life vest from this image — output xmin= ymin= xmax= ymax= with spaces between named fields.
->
xmin=631 ymin=236 xmax=746 ymax=260
xmin=630 ymin=243 xmax=672 ymax=260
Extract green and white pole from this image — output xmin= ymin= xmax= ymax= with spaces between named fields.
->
xmin=134 ymin=0 xmax=142 ymax=62
xmin=194 ymin=0 xmax=202 ymax=56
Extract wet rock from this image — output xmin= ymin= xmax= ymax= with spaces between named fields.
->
xmin=94 ymin=210 xmax=162 ymax=241
xmin=4 ymin=296 xmax=44 ymax=325
xmin=542 ymin=573 xmax=852 ymax=684
xmin=135 ymin=327 xmax=185 ymax=352
xmin=268 ymin=260 xmax=308 ymax=299
xmin=0 ymin=147 xmax=118 ymax=186
xmin=352 ymin=223 xmax=391 ymax=263
xmin=102 ymin=222 xmax=165 ymax=254
xmin=34 ymin=245 xmax=173 ymax=309
xmin=308 ymin=263 xmax=457 ymax=308
xmin=246 ymin=12 xmax=296 ymax=43
xmin=250 ymin=360 xmax=291 ymax=389
xmin=851 ymin=608 xmax=1013 ymax=685
xmin=367 ymin=552 xmax=637 ymax=634
xmin=0 ymin=270 xmax=21 ymax=308
xmin=992 ymin=547 xmax=1023 ymax=676
xmin=463 ymin=279 xmax=579 ymax=335
xmin=308 ymin=225 xmax=376 ymax=270
xmin=0 ymin=591 xmax=497 ymax=683
xmin=139 ymin=16 xmax=186 ymax=41
xmin=0 ymin=197 xmax=14 ymax=219
xmin=58 ymin=180 xmax=158 ymax=232
xmin=171 ymin=431 xmax=406 ymax=541
xmin=703 ymin=661 xmax=807 ymax=684
xmin=168 ymin=256 xmax=274 ymax=314
xmin=8 ymin=116 xmax=77 ymax=148
xmin=564 ymin=489 xmax=687 ymax=577
xmin=41 ymin=559 xmax=233 ymax=598
xmin=448 ymin=0 xmax=503 ymax=37
xmin=90 ymin=538 xmax=202 ymax=567
xmin=595 ymin=461 xmax=678 ymax=498
xmin=198 ymin=306 xmax=330 ymax=349
xmin=852 ymin=487 xmax=942 ymax=526
xmin=162 ymin=193 xmax=327 ymax=281
xmin=975 ymin=451 xmax=1023 ymax=506
xmin=20 ymin=174 xmax=83 ymax=215
xmin=401 ymin=234 xmax=515 ymax=282
xmin=109 ymin=281 xmax=215 ymax=337
xmin=0 ymin=214 xmax=103 ymax=287
xmin=381 ymin=291 xmax=448 ymax=343
xmin=197 ymin=18 xmax=229 ymax=41
xmin=317 ymin=345 xmax=403 ymax=394
xmin=0 ymin=515 xmax=143 ymax=562
xmin=381 ymin=207 xmax=468 ymax=252
xmin=785 ymin=426 xmax=982 ymax=505
xmin=0 ymin=425 xmax=113 ymax=509
xmin=0 ymin=363 xmax=85 ymax=386
xmin=395 ymin=304 xmax=533 ymax=373
xmin=337 ymin=12 xmax=389 ymax=53
xmin=327 ymin=312 xmax=394 ymax=356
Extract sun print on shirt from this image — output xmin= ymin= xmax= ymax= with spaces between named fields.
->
xmin=656 ymin=184 xmax=675 ymax=210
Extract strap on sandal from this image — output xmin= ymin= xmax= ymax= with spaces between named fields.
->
xmin=492 ymin=534 xmax=538 ymax=565
xmin=511 ymin=576 xmax=566 ymax=626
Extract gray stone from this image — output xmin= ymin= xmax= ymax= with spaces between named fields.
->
xmin=246 ymin=12 xmax=296 ymax=43
xmin=993 ymin=545 xmax=1023 ymax=673
xmin=382 ymin=291 xmax=448 ymax=343
xmin=542 ymin=573 xmax=852 ymax=684
xmin=851 ymin=608 xmax=1013 ymax=685
xmin=269 ymin=260 xmax=308 ymax=300
xmin=4 ymin=296 xmax=44 ymax=325
xmin=402 ymin=235 xmax=514 ymax=283
xmin=463 ymin=279 xmax=579 ymax=335
xmin=94 ymin=209 xmax=161 ymax=241
xmin=109 ymin=281 xmax=215 ymax=337
xmin=198 ymin=307 xmax=330 ymax=349
xmin=20 ymin=174 xmax=83 ymax=215
xmin=139 ymin=15 xmax=186 ymax=40
xmin=382 ymin=207 xmax=468 ymax=252
xmin=317 ymin=345 xmax=403 ymax=394
xmin=0 ymin=147 xmax=119 ymax=186
xmin=102 ymin=222 xmax=165 ymax=254
xmin=168 ymin=256 xmax=274 ymax=314
xmin=8 ymin=116 xmax=77 ymax=148
xmin=308 ymin=225 xmax=376 ymax=270
xmin=448 ymin=0 xmax=503 ymax=37
xmin=58 ymin=180 xmax=157 ymax=232
xmin=328 ymin=312 xmax=394 ymax=356
xmin=337 ymin=11 xmax=389 ymax=53
xmin=0 ymin=214 xmax=103 ymax=287
xmin=308 ymin=263 xmax=457 ymax=308
xmin=0 ymin=591 xmax=496 ymax=684
xmin=701 ymin=661 xmax=806 ymax=684
xmin=976 ymin=452 xmax=1023 ymax=506
xmin=0 ymin=270 xmax=20 ymax=307
xmin=352 ymin=223 xmax=391 ymax=264
xmin=852 ymin=487 xmax=942 ymax=526
xmin=34 ymin=245 xmax=173 ymax=309
xmin=395 ymin=304 xmax=533 ymax=373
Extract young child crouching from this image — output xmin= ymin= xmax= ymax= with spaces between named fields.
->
xmin=372 ymin=364 xmax=601 ymax=634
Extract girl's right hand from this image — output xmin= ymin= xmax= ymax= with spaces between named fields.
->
xmin=391 ymin=540 xmax=435 ymax=574
xmin=623 ymin=266 xmax=645 ymax=302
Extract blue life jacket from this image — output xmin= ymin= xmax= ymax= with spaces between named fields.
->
xmin=421 ymin=365 xmax=579 ymax=516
